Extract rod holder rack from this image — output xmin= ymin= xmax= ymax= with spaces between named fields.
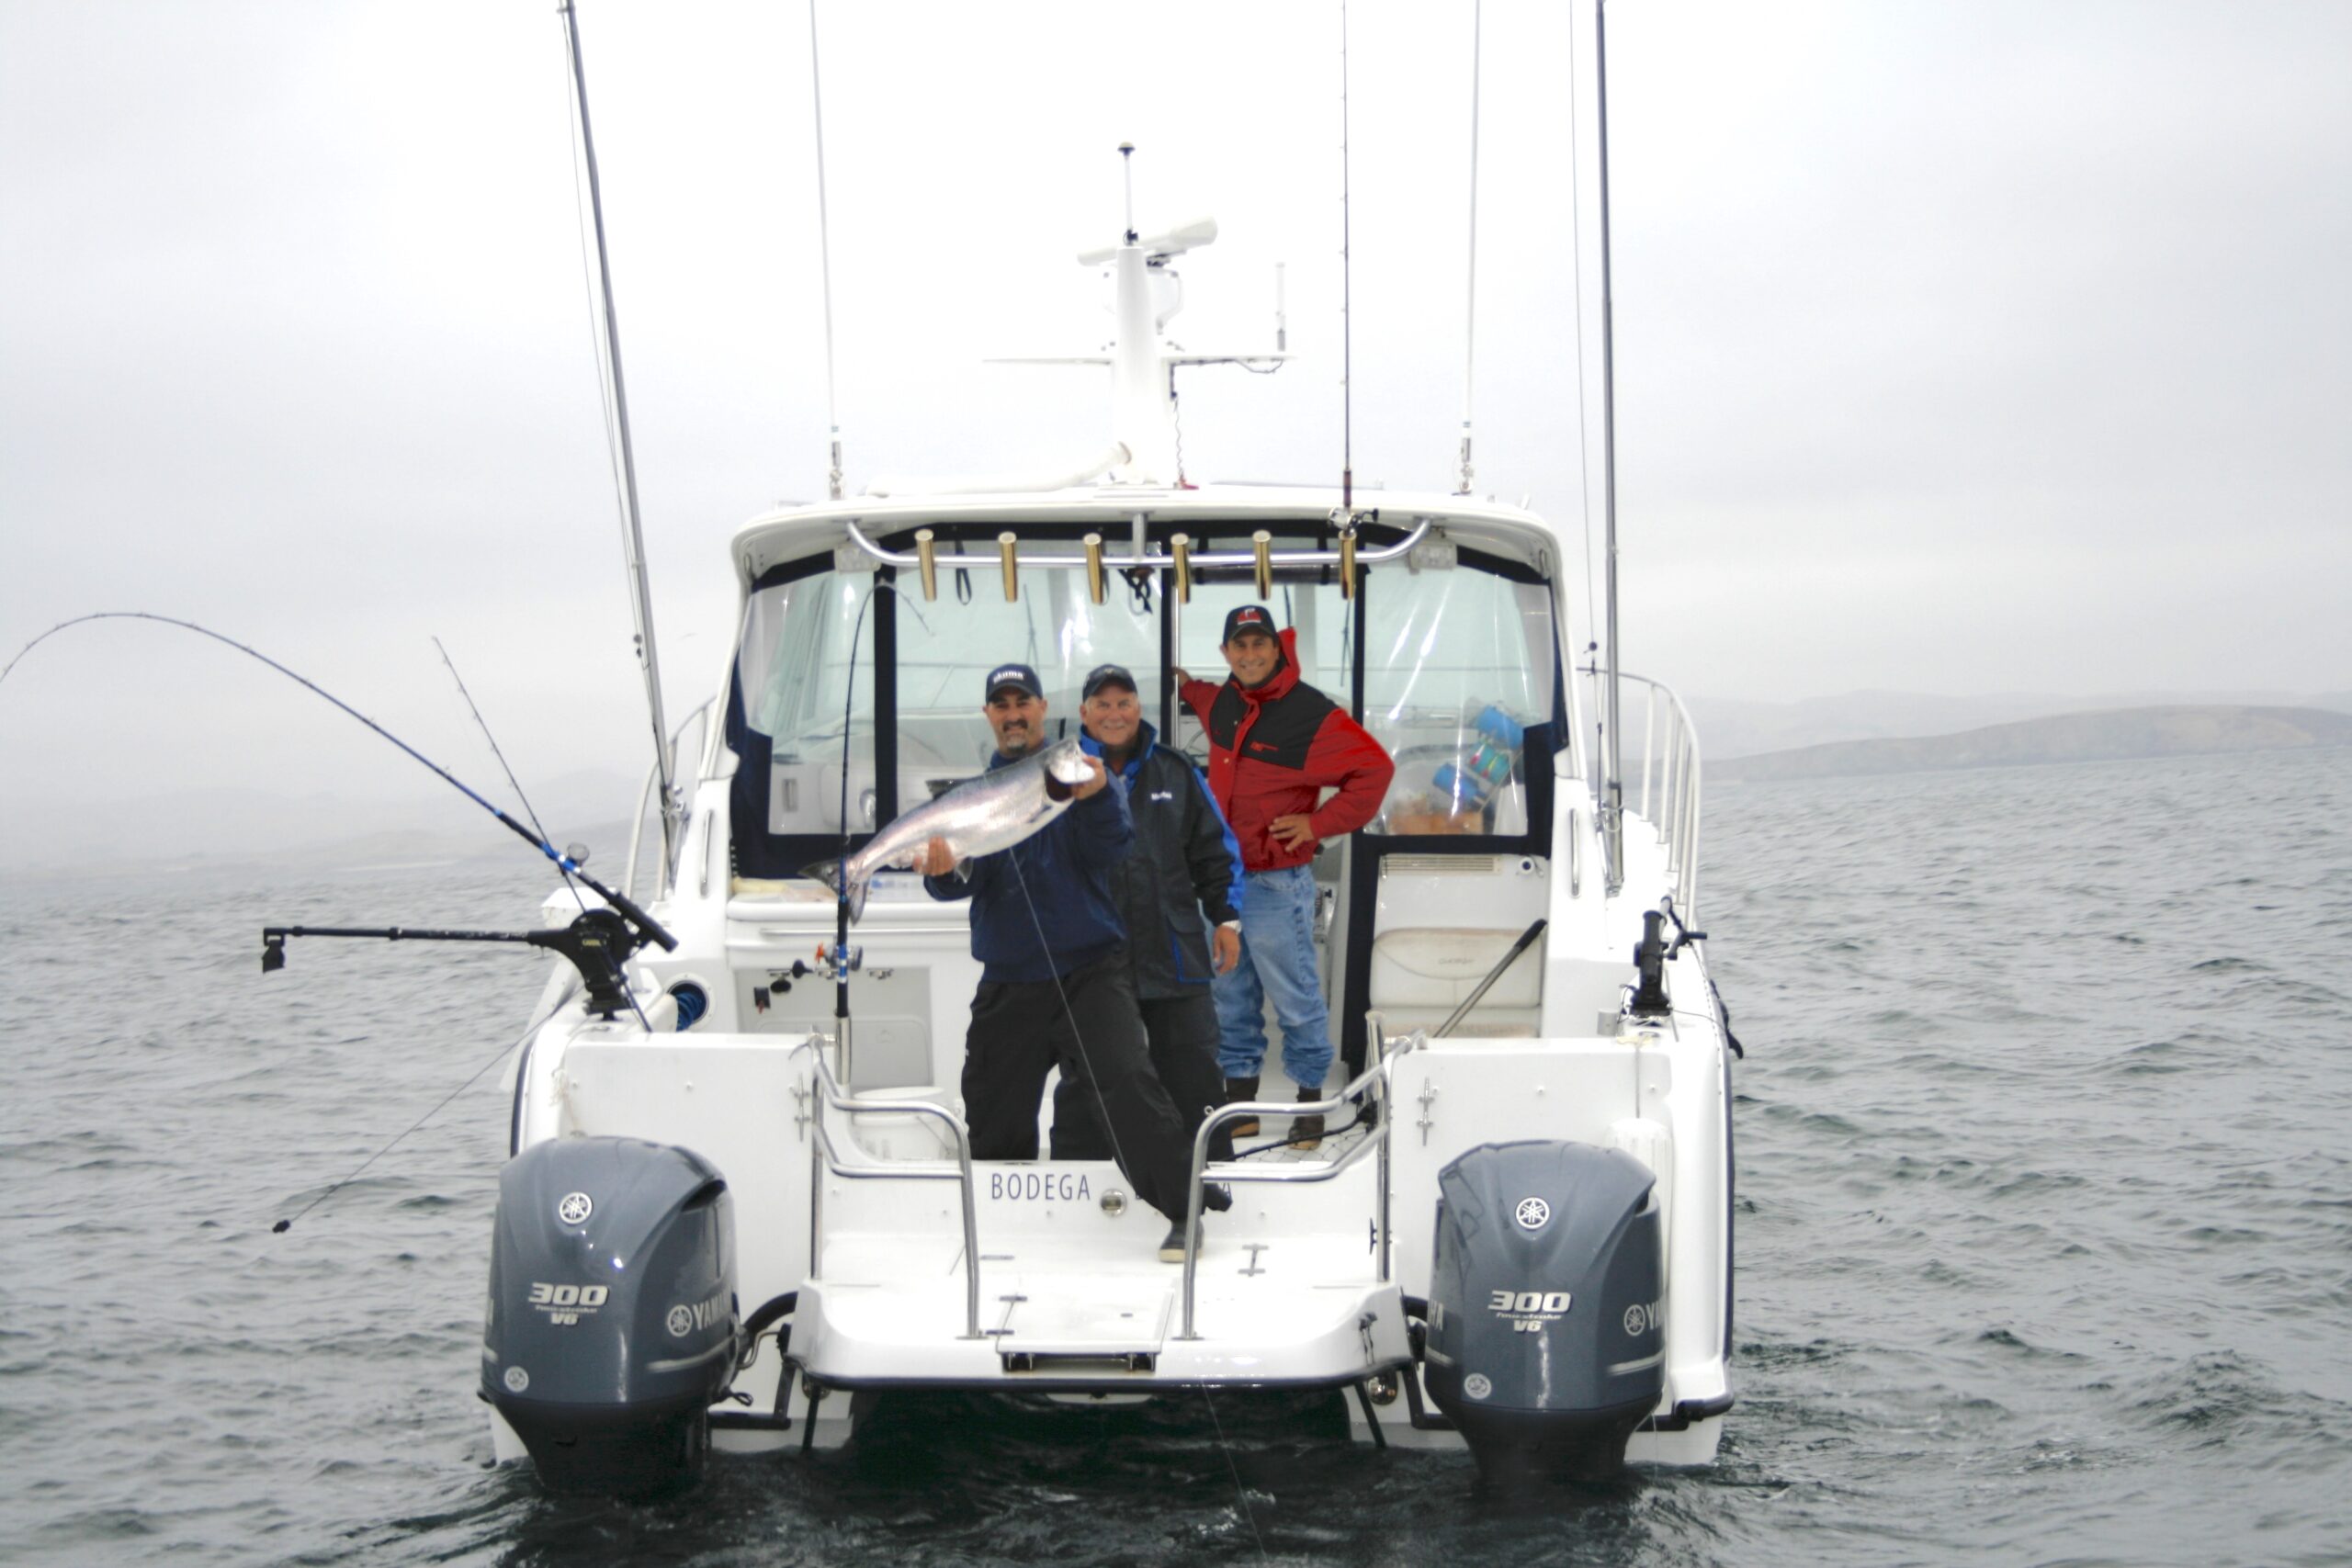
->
xmin=850 ymin=515 xmax=1426 ymax=604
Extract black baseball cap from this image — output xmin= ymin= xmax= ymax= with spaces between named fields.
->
xmin=983 ymin=661 xmax=1044 ymax=701
xmin=1221 ymin=604 xmax=1277 ymax=645
xmin=1081 ymin=663 xmax=1138 ymax=699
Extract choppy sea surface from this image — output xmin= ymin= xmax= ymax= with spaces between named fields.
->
xmin=3 ymin=746 xmax=2348 ymax=1566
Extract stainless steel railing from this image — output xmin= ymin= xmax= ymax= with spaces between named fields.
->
xmin=799 ymin=1039 xmax=986 ymax=1340
xmin=1586 ymin=669 xmax=1703 ymax=919
xmin=1174 ymin=1024 xmax=1425 ymax=1340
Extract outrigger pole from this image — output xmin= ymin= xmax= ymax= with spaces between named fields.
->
xmin=1594 ymin=0 xmax=1626 ymax=895
xmin=560 ymin=0 xmax=680 ymax=872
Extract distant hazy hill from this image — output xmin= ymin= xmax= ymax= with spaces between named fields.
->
xmin=1712 ymin=705 xmax=2352 ymax=783
xmin=1687 ymin=688 xmax=2352 ymax=761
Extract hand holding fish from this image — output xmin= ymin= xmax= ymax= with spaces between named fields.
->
xmin=1069 ymin=753 xmax=1110 ymax=801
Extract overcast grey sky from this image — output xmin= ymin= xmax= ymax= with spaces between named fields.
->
xmin=3 ymin=1 xmax=2346 ymax=860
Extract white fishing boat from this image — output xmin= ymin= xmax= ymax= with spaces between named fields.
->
xmin=458 ymin=1 xmax=1736 ymax=1495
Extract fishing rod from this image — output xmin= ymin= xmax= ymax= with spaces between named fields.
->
xmin=0 ymin=611 xmax=675 ymax=955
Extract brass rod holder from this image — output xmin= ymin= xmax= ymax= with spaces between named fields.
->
xmin=997 ymin=532 xmax=1019 ymax=602
xmin=1251 ymin=530 xmax=1273 ymax=600
xmin=1338 ymin=527 xmax=1358 ymax=600
xmin=1082 ymin=533 xmax=1105 ymax=604
xmin=1170 ymin=534 xmax=1192 ymax=604
xmin=914 ymin=529 xmax=939 ymax=601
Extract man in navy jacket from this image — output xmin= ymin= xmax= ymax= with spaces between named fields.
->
xmin=1050 ymin=663 xmax=1244 ymax=1168
xmin=920 ymin=661 xmax=1226 ymax=1258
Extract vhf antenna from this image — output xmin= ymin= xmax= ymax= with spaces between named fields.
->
xmin=559 ymin=0 xmax=678 ymax=873
xmin=809 ymin=0 xmax=845 ymax=501
xmin=1340 ymin=0 xmax=1355 ymax=513
xmin=1457 ymin=0 xmax=1484 ymax=496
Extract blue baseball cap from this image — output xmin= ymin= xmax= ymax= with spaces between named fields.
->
xmin=983 ymin=661 xmax=1044 ymax=701
xmin=1081 ymin=663 xmax=1138 ymax=699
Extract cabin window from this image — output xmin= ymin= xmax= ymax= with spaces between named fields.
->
xmin=1362 ymin=569 xmax=1554 ymax=837
xmin=737 ymin=571 xmax=879 ymax=833
xmin=740 ymin=561 xmax=1166 ymax=836
xmin=1172 ymin=570 xmax=1356 ymax=724
xmin=893 ymin=569 xmax=1163 ymax=773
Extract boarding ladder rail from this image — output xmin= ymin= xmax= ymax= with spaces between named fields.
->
xmin=1582 ymin=666 xmax=1703 ymax=920
xmin=1175 ymin=1021 xmax=1427 ymax=1340
xmin=797 ymin=1038 xmax=986 ymax=1340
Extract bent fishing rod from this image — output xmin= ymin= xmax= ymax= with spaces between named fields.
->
xmin=1 ymin=611 xmax=677 ymax=964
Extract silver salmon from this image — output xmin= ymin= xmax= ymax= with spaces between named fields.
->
xmin=801 ymin=738 xmax=1097 ymax=920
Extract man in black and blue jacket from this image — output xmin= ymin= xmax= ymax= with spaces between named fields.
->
xmin=1051 ymin=663 xmax=1245 ymax=1168
xmin=920 ymin=660 xmax=1227 ymax=1259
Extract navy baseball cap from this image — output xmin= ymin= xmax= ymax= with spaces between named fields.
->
xmin=983 ymin=661 xmax=1044 ymax=701
xmin=1081 ymin=663 xmax=1138 ymax=699
xmin=1221 ymin=604 xmax=1277 ymax=644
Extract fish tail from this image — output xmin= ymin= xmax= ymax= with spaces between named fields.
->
xmin=799 ymin=858 xmax=868 ymax=922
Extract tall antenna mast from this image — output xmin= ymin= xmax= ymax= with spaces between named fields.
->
xmin=1340 ymin=0 xmax=1355 ymax=513
xmin=1595 ymin=0 xmax=1625 ymax=895
xmin=1457 ymin=0 xmax=1483 ymax=496
xmin=809 ymin=0 xmax=844 ymax=501
xmin=559 ymin=0 xmax=677 ymax=871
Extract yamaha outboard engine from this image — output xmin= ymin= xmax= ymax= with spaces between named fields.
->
xmin=1423 ymin=1140 xmax=1664 ymax=1483
xmin=483 ymin=1135 xmax=738 ymax=1496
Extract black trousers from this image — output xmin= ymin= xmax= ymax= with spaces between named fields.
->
xmin=961 ymin=953 xmax=1203 ymax=1224
xmin=1050 ymin=989 xmax=1233 ymax=1166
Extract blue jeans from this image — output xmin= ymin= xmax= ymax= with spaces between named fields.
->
xmin=1213 ymin=863 xmax=1332 ymax=1090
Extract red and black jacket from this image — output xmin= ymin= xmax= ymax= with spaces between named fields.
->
xmin=1177 ymin=627 xmax=1396 ymax=873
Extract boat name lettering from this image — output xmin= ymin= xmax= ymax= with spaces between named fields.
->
xmin=988 ymin=1171 xmax=1092 ymax=1202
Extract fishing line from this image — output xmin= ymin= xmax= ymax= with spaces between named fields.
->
xmin=1006 ymin=845 xmax=1138 ymax=1183
xmin=432 ymin=635 xmax=653 ymax=1031
xmin=0 ymin=613 xmax=673 ymax=947
xmin=827 ymin=578 xmax=933 ymax=873
xmin=271 ymin=989 xmax=572 ymax=1235
xmin=1200 ymin=1384 xmax=1270 ymax=1562
xmin=435 ymin=634 xmax=574 ymax=896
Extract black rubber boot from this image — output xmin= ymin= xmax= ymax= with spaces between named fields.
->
xmin=1223 ymin=1076 xmax=1261 ymax=1138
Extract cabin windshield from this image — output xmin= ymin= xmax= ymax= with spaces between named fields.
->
xmin=729 ymin=538 xmax=1557 ymax=860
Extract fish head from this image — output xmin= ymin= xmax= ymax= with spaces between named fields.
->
xmin=1041 ymin=737 xmax=1094 ymax=785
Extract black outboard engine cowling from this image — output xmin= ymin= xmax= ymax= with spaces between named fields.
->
xmin=483 ymin=1135 xmax=737 ymax=1497
xmin=1423 ymin=1140 xmax=1664 ymax=1483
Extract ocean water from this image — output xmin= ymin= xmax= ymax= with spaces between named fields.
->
xmin=2 ymin=746 xmax=2347 ymax=1566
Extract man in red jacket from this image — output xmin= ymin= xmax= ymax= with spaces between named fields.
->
xmin=1176 ymin=604 xmax=1395 ymax=1147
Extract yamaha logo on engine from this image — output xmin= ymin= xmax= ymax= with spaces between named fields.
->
xmin=556 ymin=1191 xmax=594 ymax=1225
xmin=1514 ymin=1196 xmax=1551 ymax=1231
xmin=665 ymin=1290 xmax=727 ymax=1338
